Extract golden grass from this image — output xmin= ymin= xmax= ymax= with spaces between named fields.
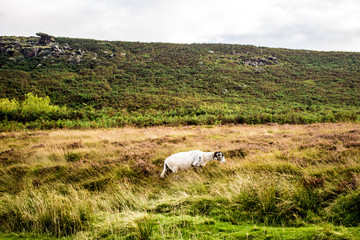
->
xmin=1 ymin=123 xmax=359 ymax=177
xmin=1 ymin=123 xmax=359 ymax=238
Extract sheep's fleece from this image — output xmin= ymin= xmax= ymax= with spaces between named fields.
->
xmin=160 ymin=150 xmax=225 ymax=177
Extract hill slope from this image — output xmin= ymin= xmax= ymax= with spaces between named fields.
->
xmin=1 ymin=34 xmax=359 ymax=129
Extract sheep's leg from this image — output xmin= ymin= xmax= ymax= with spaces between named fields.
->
xmin=161 ymin=163 xmax=172 ymax=178
xmin=160 ymin=164 xmax=167 ymax=178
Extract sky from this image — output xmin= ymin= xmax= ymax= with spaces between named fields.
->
xmin=1 ymin=0 xmax=360 ymax=52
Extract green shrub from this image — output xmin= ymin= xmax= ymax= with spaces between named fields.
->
xmin=0 ymin=93 xmax=70 ymax=124
xmin=21 ymin=93 xmax=61 ymax=121
xmin=0 ymin=98 xmax=20 ymax=114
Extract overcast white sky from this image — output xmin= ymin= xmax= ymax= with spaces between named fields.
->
xmin=1 ymin=0 xmax=360 ymax=51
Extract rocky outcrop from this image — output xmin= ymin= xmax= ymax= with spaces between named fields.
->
xmin=68 ymin=54 xmax=81 ymax=64
xmin=208 ymin=51 xmax=279 ymax=67
xmin=244 ymin=56 xmax=278 ymax=67
xmin=36 ymin=32 xmax=55 ymax=45
xmin=0 ymin=33 xmax=97 ymax=64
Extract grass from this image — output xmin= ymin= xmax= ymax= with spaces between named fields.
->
xmin=0 ymin=123 xmax=359 ymax=239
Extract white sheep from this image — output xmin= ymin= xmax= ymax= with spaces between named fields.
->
xmin=160 ymin=150 xmax=225 ymax=178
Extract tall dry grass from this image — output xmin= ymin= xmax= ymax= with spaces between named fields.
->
xmin=0 ymin=123 xmax=359 ymax=238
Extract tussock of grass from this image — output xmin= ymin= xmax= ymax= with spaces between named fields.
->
xmin=0 ymin=123 xmax=359 ymax=238
xmin=0 ymin=187 xmax=94 ymax=236
xmin=329 ymin=188 xmax=360 ymax=227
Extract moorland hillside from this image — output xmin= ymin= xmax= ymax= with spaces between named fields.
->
xmin=0 ymin=33 xmax=359 ymax=130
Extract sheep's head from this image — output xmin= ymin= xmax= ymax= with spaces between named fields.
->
xmin=214 ymin=152 xmax=225 ymax=163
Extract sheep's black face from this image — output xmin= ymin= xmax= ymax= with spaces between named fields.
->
xmin=214 ymin=152 xmax=225 ymax=163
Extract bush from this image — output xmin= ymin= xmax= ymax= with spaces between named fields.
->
xmin=21 ymin=93 xmax=61 ymax=121
xmin=0 ymin=93 xmax=68 ymax=123
xmin=0 ymin=98 xmax=20 ymax=115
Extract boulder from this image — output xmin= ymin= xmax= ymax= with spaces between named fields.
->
xmin=23 ymin=47 xmax=36 ymax=58
xmin=52 ymin=44 xmax=61 ymax=51
xmin=68 ymin=55 xmax=81 ymax=64
xmin=14 ymin=43 xmax=22 ymax=50
xmin=37 ymin=49 xmax=45 ymax=57
xmin=267 ymin=55 xmax=277 ymax=61
xmin=259 ymin=58 xmax=269 ymax=64
xmin=74 ymin=56 xmax=81 ymax=63
xmin=63 ymin=43 xmax=70 ymax=50
xmin=53 ymin=52 xmax=61 ymax=58
xmin=36 ymin=32 xmax=55 ymax=45
xmin=5 ymin=48 xmax=15 ymax=56
xmin=254 ymin=67 xmax=265 ymax=73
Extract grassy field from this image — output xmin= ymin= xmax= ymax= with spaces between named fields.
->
xmin=0 ymin=123 xmax=360 ymax=239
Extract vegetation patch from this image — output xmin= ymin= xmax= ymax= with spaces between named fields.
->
xmin=64 ymin=151 xmax=82 ymax=162
xmin=82 ymin=177 xmax=112 ymax=191
xmin=0 ymin=148 xmax=24 ymax=166
xmin=0 ymin=124 xmax=359 ymax=238
xmin=224 ymin=148 xmax=247 ymax=158
xmin=1 ymin=36 xmax=360 ymax=130
xmin=330 ymin=189 xmax=360 ymax=227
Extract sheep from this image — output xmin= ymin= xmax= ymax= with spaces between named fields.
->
xmin=160 ymin=150 xmax=225 ymax=178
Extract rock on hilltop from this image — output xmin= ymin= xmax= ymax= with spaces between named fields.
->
xmin=0 ymin=33 xmax=96 ymax=64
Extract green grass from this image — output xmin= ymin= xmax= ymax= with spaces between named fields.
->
xmin=0 ymin=217 xmax=358 ymax=239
